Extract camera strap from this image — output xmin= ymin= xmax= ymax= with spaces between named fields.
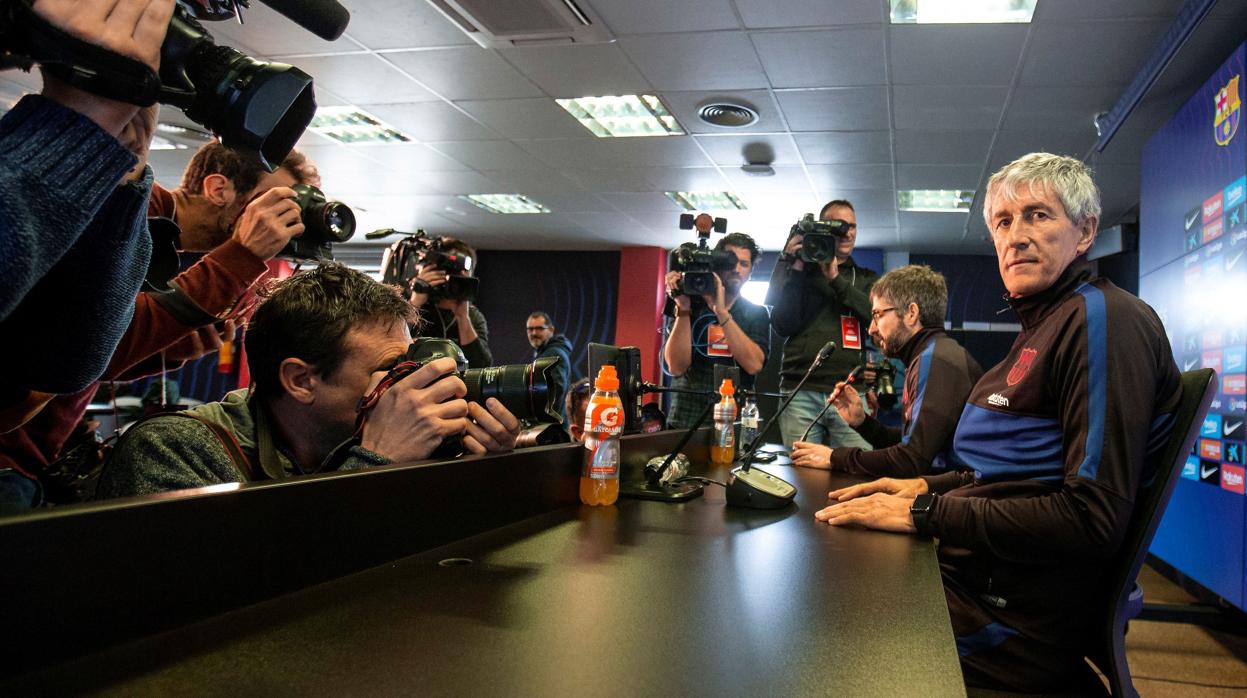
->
xmin=353 ymin=360 xmax=423 ymax=439
xmin=4 ymin=1 xmax=162 ymax=107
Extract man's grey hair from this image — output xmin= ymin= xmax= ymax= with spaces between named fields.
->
xmin=871 ymin=265 xmax=948 ymax=329
xmin=983 ymin=153 xmax=1102 ymax=227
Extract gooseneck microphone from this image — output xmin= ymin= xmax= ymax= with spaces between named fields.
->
xmin=737 ymin=340 xmax=837 ymax=470
xmin=257 ymin=0 xmax=351 ymax=41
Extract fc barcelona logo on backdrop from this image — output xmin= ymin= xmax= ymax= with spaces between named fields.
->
xmin=1215 ymin=75 xmax=1240 ymax=146
xmin=1007 ymin=348 xmax=1038 ymax=386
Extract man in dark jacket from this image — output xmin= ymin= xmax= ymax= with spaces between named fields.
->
xmin=767 ymin=200 xmax=877 ymax=448
xmin=526 ymin=311 xmax=572 ymax=424
xmin=814 ymin=153 xmax=1182 ymax=693
xmin=790 ymin=265 xmax=982 ymax=477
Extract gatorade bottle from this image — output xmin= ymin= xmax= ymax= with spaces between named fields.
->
xmin=580 ymin=365 xmax=623 ymax=506
xmin=739 ymin=397 xmax=760 ymax=454
xmin=710 ymin=378 xmax=737 ymax=465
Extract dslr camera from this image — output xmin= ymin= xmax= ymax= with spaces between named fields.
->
xmin=670 ymin=213 xmax=736 ymax=297
xmin=864 ymin=359 xmax=897 ymax=411
xmin=280 ymin=184 xmax=356 ymax=261
xmin=0 ymin=0 xmax=317 ymax=170
xmin=376 ymin=229 xmax=480 ymax=303
xmin=788 ymin=213 xmax=853 ymax=264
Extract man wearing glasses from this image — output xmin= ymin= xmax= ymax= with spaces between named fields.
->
xmin=526 ymin=311 xmax=572 ymax=425
xmin=768 ymin=200 xmax=878 ymax=449
xmin=789 ymin=265 xmax=982 ymax=476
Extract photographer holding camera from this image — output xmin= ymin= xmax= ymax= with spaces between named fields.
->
xmin=663 ymin=229 xmax=769 ymax=429
xmin=408 ymin=237 xmax=492 ymax=369
xmin=767 ymin=199 xmax=877 ymax=449
xmin=97 ymin=263 xmax=521 ymax=499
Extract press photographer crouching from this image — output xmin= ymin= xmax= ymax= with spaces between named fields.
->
xmin=96 ymin=264 xmax=521 ymax=499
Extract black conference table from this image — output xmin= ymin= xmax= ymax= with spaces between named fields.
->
xmin=2 ymin=430 xmax=964 ymax=695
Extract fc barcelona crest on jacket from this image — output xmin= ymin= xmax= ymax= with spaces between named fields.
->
xmin=1007 ymin=347 xmax=1038 ymax=386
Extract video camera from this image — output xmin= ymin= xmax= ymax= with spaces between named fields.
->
xmin=864 ymin=359 xmax=897 ymax=411
xmin=670 ymin=212 xmax=736 ymax=297
xmin=280 ymin=184 xmax=355 ymax=261
xmin=374 ymin=229 xmax=480 ymax=303
xmin=0 ymin=0 xmax=321 ymax=171
xmin=788 ymin=213 xmax=853 ymax=264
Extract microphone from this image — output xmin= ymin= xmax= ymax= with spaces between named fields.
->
xmin=815 ymin=340 xmax=838 ymax=364
xmin=257 ymin=0 xmax=351 ymax=41
xmin=365 ymin=228 xmax=400 ymax=241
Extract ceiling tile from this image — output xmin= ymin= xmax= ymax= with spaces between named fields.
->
xmin=988 ymin=129 xmax=1095 ymax=167
xmin=299 ymin=144 xmax=388 ymax=177
xmin=694 ymin=134 xmax=802 ymax=166
xmin=895 ymin=164 xmax=982 ymax=190
xmin=593 ymin=0 xmax=739 ymax=34
xmin=775 ymin=87 xmax=890 ymax=131
xmin=1034 ymin=0 xmax=1180 ymax=22
xmin=329 ymin=172 xmax=443 ymax=197
xmin=1000 ymin=85 xmax=1122 ymax=131
xmin=209 ymin=3 xmax=341 ymax=57
xmin=456 ymin=98 xmax=593 ymax=139
xmin=429 ymin=141 xmax=540 ymax=170
xmin=479 ymin=169 xmax=585 ymax=196
xmin=598 ymin=192 xmax=686 ymax=213
xmin=382 ymin=48 xmax=543 ymax=100
xmin=723 ymin=166 xmax=815 ymax=195
xmin=554 ymin=168 xmax=662 ymax=192
xmin=1019 ymin=20 xmax=1171 ymax=87
xmin=515 ymin=137 xmax=714 ymax=169
xmin=353 ymin=143 xmax=473 ymax=172
xmin=620 ymin=33 xmax=769 ymax=91
xmin=641 ymin=167 xmax=733 ymax=192
xmin=813 ymin=189 xmax=898 ymax=211
xmin=659 ymin=90 xmax=786 ymax=134
xmin=288 ymin=54 xmax=437 ymax=104
xmin=890 ymin=25 xmax=1026 ymax=86
xmin=735 ymin=0 xmax=884 ymax=28
xmin=899 ymin=211 xmax=972 ymax=235
xmin=853 ymin=209 xmax=900 ymax=230
xmin=523 ymin=192 xmax=617 ymax=214
xmin=339 ymin=0 xmax=475 ymax=50
xmin=752 ymin=28 xmax=886 ymax=88
xmin=893 ymin=130 xmax=994 ymax=164
xmin=420 ymin=170 xmax=505 ymax=195
xmin=892 ymin=85 xmax=1007 ymax=130
xmin=363 ymin=102 xmax=497 ymax=141
xmin=808 ymin=164 xmax=895 ymax=191
xmin=794 ymin=131 xmax=892 ymax=164
xmin=499 ymin=44 xmax=652 ymax=97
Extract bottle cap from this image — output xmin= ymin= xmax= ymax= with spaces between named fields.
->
xmin=595 ymin=364 xmax=620 ymax=391
xmin=719 ymin=378 xmax=734 ymax=395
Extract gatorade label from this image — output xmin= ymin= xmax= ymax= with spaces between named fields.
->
xmin=585 ymin=397 xmax=623 ymax=436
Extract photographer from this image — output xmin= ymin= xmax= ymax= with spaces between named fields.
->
xmin=767 ymin=200 xmax=877 ymax=449
xmin=0 ymin=0 xmax=176 ymax=434
xmin=97 ymin=263 xmax=521 ymax=499
xmin=790 ymin=265 xmax=982 ymax=477
xmin=408 ymin=237 xmax=492 ymax=369
xmin=663 ymin=231 xmax=769 ymax=429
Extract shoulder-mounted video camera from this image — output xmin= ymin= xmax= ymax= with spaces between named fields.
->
xmin=0 ymin=0 xmax=322 ymax=170
xmin=789 ymin=213 xmax=852 ymax=264
xmin=373 ymin=228 xmax=480 ymax=303
xmin=670 ymin=212 xmax=736 ymax=297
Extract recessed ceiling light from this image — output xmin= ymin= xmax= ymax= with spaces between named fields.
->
xmin=460 ymin=194 xmax=551 ymax=214
xmin=665 ymin=191 xmax=747 ymax=211
xmin=310 ymin=106 xmax=413 ymax=144
xmin=555 ymin=95 xmax=685 ymax=138
xmin=898 ymin=190 xmax=975 ymax=212
xmin=889 ymin=0 xmax=1036 ymax=24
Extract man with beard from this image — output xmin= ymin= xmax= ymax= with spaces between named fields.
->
xmin=789 ymin=265 xmax=981 ymax=476
xmin=662 ymin=231 xmax=769 ymax=429
xmin=525 ymin=311 xmax=572 ymax=424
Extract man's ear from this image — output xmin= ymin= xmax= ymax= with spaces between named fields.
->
xmin=1076 ymin=215 xmax=1098 ymax=255
xmin=905 ymin=302 xmax=922 ymax=328
xmin=277 ymin=358 xmax=318 ymax=405
xmin=201 ymin=174 xmax=234 ymax=208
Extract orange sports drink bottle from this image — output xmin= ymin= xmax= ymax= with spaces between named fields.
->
xmin=710 ymin=378 xmax=737 ymax=465
xmin=580 ymin=365 xmax=623 ymax=506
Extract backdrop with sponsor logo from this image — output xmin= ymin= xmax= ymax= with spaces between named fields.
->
xmin=1140 ymin=43 xmax=1246 ymax=608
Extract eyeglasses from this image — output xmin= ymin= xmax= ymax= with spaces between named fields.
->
xmin=526 ymin=325 xmax=550 ymax=332
xmin=870 ymin=307 xmax=898 ymax=321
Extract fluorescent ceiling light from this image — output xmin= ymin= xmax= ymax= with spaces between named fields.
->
xmin=889 ymin=0 xmax=1037 ymax=24
xmin=460 ymin=194 xmax=551 ymax=214
xmin=898 ymin=190 xmax=975 ymax=212
xmin=556 ymin=95 xmax=685 ymax=138
xmin=665 ymin=191 xmax=747 ymax=211
xmin=310 ymin=106 xmax=413 ymax=144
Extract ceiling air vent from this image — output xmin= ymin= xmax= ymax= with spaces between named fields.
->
xmin=427 ymin=0 xmax=613 ymax=49
xmin=697 ymin=102 xmax=759 ymax=128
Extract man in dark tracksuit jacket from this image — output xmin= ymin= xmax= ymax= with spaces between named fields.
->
xmin=790 ymin=265 xmax=982 ymax=477
xmin=815 ymin=154 xmax=1182 ymax=693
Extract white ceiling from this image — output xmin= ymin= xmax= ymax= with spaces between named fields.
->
xmin=2 ymin=0 xmax=1245 ymax=255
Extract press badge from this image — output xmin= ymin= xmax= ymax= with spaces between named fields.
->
xmin=841 ymin=315 xmax=862 ymax=350
xmin=707 ymin=323 xmax=732 ymax=357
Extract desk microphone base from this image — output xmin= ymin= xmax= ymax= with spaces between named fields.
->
xmin=726 ymin=466 xmax=797 ymax=509
xmin=620 ymin=480 xmax=705 ymax=502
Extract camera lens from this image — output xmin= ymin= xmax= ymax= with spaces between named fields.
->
xmin=461 ymin=357 xmax=561 ymax=424
xmin=321 ymin=202 xmax=356 ymax=242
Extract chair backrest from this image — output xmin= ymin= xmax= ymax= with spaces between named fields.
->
xmin=1093 ymin=368 xmax=1217 ymax=697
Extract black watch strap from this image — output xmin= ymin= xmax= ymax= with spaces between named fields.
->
xmin=910 ymin=492 xmax=937 ymax=534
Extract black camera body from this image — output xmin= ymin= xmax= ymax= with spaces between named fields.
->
xmin=789 ymin=213 xmax=852 ymax=264
xmin=670 ymin=213 xmax=735 ymax=298
xmin=405 ymin=338 xmax=562 ymax=425
xmin=280 ymin=184 xmax=356 ymax=261
xmin=378 ymin=230 xmax=480 ymax=303
xmin=0 ymin=0 xmax=316 ymax=171
xmin=865 ymin=360 xmax=898 ymax=411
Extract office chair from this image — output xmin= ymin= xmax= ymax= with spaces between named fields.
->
xmin=1087 ymin=368 xmax=1217 ymax=698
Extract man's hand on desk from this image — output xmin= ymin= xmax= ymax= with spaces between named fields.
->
xmin=814 ymin=477 xmax=930 ymax=533
xmin=790 ymin=441 xmax=832 ymax=469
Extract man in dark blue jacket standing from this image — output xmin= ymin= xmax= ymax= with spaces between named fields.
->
xmin=527 ymin=311 xmax=572 ymax=425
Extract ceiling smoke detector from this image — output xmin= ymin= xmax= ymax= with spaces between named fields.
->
xmin=697 ymin=102 xmax=758 ymax=128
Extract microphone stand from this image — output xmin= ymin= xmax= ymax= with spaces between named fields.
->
xmin=618 ymin=394 xmax=713 ymax=503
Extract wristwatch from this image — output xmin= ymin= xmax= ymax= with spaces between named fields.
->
xmin=910 ymin=493 xmax=937 ymax=533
